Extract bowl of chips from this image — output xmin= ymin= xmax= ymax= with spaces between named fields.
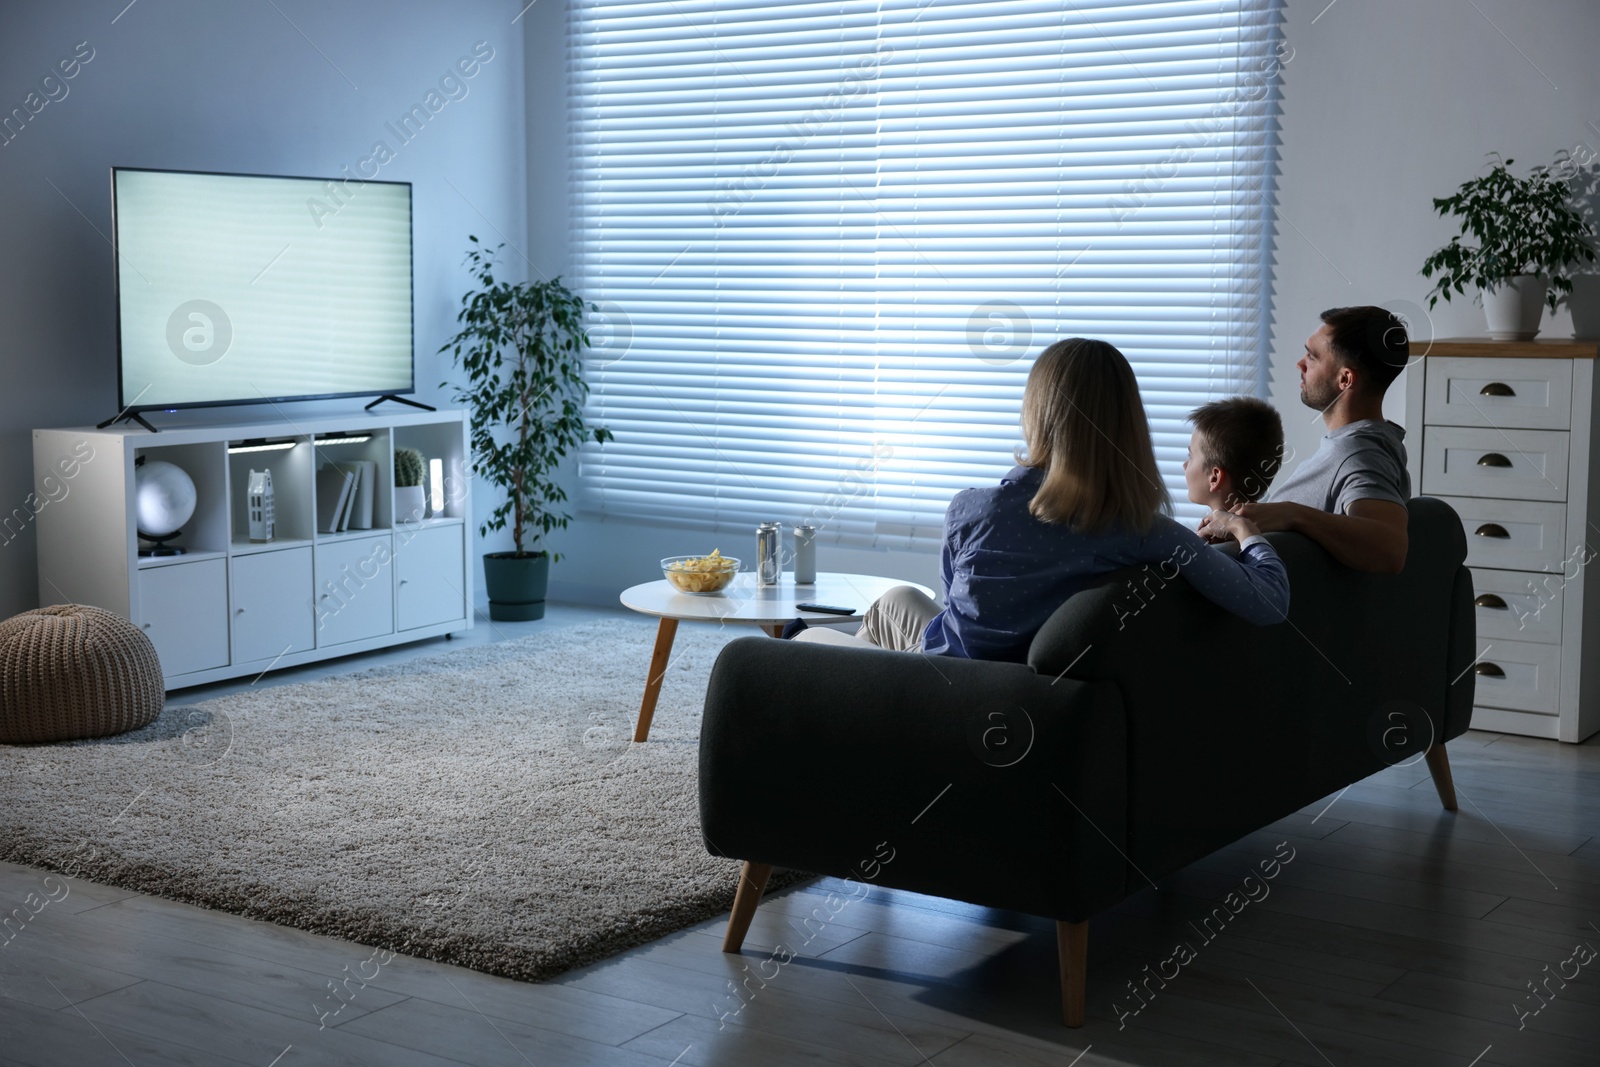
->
xmin=662 ymin=550 xmax=741 ymax=594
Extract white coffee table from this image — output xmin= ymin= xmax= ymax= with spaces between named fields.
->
xmin=618 ymin=571 xmax=935 ymax=741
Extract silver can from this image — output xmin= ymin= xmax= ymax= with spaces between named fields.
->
xmin=792 ymin=524 xmax=816 ymax=584
xmin=757 ymin=521 xmax=781 ymax=586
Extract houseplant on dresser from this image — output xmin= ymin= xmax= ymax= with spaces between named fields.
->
xmin=441 ymin=237 xmax=613 ymax=621
xmin=1420 ymin=153 xmax=1595 ymax=340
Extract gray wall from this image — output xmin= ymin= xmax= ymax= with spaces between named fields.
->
xmin=0 ymin=0 xmax=529 ymax=617
xmin=528 ymin=0 xmax=1600 ymax=607
xmin=1271 ymin=0 xmax=1600 ymax=467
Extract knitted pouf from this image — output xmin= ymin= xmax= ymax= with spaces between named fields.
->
xmin=0 ymin=604 xmax=164 ymax=743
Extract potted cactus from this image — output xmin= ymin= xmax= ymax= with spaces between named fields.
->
xmin=441 ymin=238 xmax=613 ymax=621
xmin=394 ymin=447 xmax=426 ymax=523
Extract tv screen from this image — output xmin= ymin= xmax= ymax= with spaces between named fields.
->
xmin=112 ymin=167 xmax=414 ymax=413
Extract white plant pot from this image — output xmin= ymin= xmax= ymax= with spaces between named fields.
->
xmin=394 ymin=485 xmax=426 ymax=523
xmin=1570 ymin=274 xmax=1600 ymax=339
xmin=1480 ymin=274 xmax=1547 ymax=341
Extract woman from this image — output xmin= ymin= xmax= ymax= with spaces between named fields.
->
xmin=793 ymin=338 xmax=1289 ymax=661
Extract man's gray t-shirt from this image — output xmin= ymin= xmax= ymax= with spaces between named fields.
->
xmin=1268 ymin=419 xmax=1410 ymax=514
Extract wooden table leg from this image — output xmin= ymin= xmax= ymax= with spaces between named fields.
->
xmin=763 ymin=623 xmax=784 ymax=637
xmin=634 ymin=617 xmax=679 ymax=742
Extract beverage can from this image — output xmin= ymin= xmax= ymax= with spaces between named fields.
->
xmin=793 ymin=524 xmax=816 ymax=584
xmin=757 ymin=521 xmax=781 ymax=586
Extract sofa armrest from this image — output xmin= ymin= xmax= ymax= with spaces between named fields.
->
xmin=699 ymin=636 xmax=1130 ymax=920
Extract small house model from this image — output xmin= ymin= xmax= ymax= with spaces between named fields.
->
xmin=247 ymin=469 xmax=275 ymax=542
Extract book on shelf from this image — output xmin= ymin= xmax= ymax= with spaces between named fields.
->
xmin=337 ymin=464 xmax=360 ymax=532
xmin=349 ymin=459 xmax=377 ymax=530
xmin=316 ymin=466 xmax=354 ymax=534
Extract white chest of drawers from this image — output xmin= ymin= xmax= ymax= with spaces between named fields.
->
xmin=1404 ymin=338 xmax=1600 ymax=742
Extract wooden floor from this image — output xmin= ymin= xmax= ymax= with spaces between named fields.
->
xmin=3 ymin=603 xmax=1599 ymax=1065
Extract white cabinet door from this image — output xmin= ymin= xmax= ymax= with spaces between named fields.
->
xmin=395 ymin=524 xmax=467 ymax=630
xmin=1423 ymin=357 xmax=1572 ymax=430
xmin=1471 ymin=638 xmax=1562 ymax=716
xmin=1469 ymin=566 xmax=1564 ymax=646
xmin=138 ymin=559 xmax=230 ymax=677
xmin=313 ymin=536 xmax=395 ymax=647
xmin=1434 ymin=496 xmax=1567 ymax=573
xmin=231 ymin=548 xmax=314 ymax=664
xmin=1420 ymin=426 xmax=1569 ymax=503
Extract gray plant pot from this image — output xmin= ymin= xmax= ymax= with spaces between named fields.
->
xmin=483 ymin=552 xmax=549 ymax=621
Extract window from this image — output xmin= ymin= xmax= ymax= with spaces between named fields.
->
xmin=570 ymin=0 xmax=1284 ymax=544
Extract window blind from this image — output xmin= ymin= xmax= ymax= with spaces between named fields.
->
xmin=569 ymin=0 xmax=1283 ymax=546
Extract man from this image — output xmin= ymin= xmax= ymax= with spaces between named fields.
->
xmin=1199 ymin=306 xmax=1411 ymax=574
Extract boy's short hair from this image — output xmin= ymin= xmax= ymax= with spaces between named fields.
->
xmin=1189 ymin=396 xmax=1285 ymax=503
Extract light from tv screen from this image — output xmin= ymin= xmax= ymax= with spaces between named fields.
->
xmin=113 ymin=168 xmax=413 ymax=410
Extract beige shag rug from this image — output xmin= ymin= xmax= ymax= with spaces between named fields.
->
xmin=0 ymin=617 xmax=789 ymax=980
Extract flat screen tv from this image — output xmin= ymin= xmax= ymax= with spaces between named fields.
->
xmin=110 ymin=166 xmax=414 ymax=419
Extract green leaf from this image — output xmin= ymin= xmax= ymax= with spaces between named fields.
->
xmin=440 ymin=239 xmax=614 ymax=555
xmin=1420 ymin=153 xmax=1596 ymax=308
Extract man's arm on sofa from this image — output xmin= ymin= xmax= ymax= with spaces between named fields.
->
xmin=1218 ymin=498 xmax=1408 ymax=574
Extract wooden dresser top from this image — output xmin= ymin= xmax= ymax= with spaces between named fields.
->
xmin=1423 ymin=338 xmax=1599 ymax=359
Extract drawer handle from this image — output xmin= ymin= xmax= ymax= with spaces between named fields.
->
xmin=1476 ymin=453 xmax=1512 ymax=468
xmin=1474 ymin=523 xmax=1511 ymax=539
xmin=1479 ymin=382 xmax=1516 ymax=397
xmin=1474 ymin=593 xmax=1508 ymax=609
xmin=1475 ymin=662 xmax=1506 ymax=678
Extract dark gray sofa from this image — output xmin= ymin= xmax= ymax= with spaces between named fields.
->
xmin=697 ymin=496 xmax=1476 ymax=1025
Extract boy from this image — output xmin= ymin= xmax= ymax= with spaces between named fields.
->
xmin=1184 ymin=397 xmax=1285 ymax=512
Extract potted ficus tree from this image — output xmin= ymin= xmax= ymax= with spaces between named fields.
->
xmin=441 ymin=238 xmax=613 ymax=621
xmin=1421 ymin=154 xmax=1596 ymax=340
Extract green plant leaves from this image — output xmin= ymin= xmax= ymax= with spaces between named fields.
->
xmin=394 ymin=447 xmax=425 ymax=488
xmin=439 ymin=240 xmax=613 ymax=559
xmin=1420 ymin=155 xmax=1598 ymax=311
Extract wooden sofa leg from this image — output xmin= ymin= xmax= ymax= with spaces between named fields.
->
xmin=1425 ymin=744 xmax=1458 ymax=812
xmin=1057 ymin=920 xmax=1087 ymax=1027
xmin=722 ymin=861 xmax=773 ymax=953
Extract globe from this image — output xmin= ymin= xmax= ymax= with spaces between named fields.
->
xmin=134 ymin=459 xmax=197 ymax=549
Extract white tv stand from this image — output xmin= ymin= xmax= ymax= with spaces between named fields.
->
xmin=32 ymin=409 xmax=473 ymax=690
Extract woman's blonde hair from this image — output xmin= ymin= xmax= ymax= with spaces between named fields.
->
xmin=1016 ymin=338 xmax=1170 ymax=532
